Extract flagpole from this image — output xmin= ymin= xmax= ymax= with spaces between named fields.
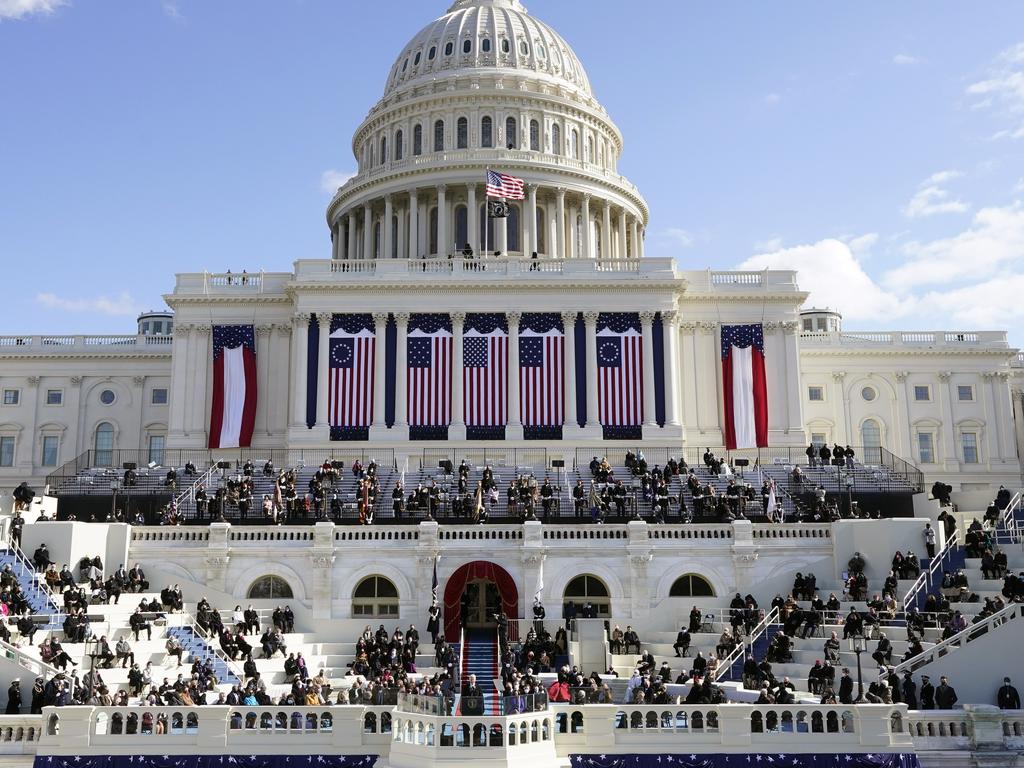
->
xmin=484 ymin=169 xmax=489 ymax=258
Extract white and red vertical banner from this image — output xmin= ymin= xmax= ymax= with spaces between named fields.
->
xmin=208 ymin=325 xmax=257 ymax=449
xmin=721 ymin=323 xmax=768 ymax=450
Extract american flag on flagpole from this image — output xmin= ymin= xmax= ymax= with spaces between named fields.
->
xmin=463 ymin=320 xmax=508 ymax=427
xmin=486 ymin=169 xmax=525 ymax=200
xmin=329 ymin=314 xmax=375 ymax=428
xmin=519 ymin=314 xmax=564 ymax=427
xmin=407 ymin=314 xmax=452 ymax=427
xmin=596 ymin=313 xmax=643 ymax=427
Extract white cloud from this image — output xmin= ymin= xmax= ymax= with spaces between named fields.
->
xmin=0 ymin=0 xmax=66 ymax=21
xmin=967 ymin=42 xmax=1024 ymax=140
xmin=903 ymin=170 xmax=969 ymax=218
xmin=846 ymin=233 xmax=879 ymax=254
xmin=763 ymin=93 xmax=781 ymax=106
xmin=884 ymin=203 xmax=1024 ymax=290
xmin=753 ymin=236 xmax=783 ymax=253
xmin=920 ymin=273 xmax=1024 ymax=328
xmin=162 ymin=1 xmax=182 ymax=21
xmin=320 ymin=169 xmax=356 ymax=195
xmin=656 ymin=228 xmax=695 ymax=249
xmin=1014 ymin=178 xmax=1024 ymax=194
xmin=893 ymin=54 xmax=919 ymax=66
xmin=738 ymin=239 xmax=908 ymax=322
xmin=35 ymin=291 xmax=143 ymax=316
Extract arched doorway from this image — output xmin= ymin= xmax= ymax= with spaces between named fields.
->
xmin=443 ymin=561 xmax=519 ymax=641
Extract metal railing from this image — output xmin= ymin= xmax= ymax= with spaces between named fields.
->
xmin=714 ymin=606 xmax=779 ymax=682
xmin=891 ymin=602 xmax=1021 ymax=676
xmin=902 ymin=531 xmax=959 ymax=612
xmin=996 ymin=491 xmax=1023 ymax=545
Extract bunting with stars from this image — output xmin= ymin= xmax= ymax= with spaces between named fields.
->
xmin=568 ymin=754 xmax=921 ymax=768
xmin=35 ymin=756 xmax=377 ymax=768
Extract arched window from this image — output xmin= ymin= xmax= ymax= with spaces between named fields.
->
xmin=94 ymin=422 xmax=114 ymax=467
xmin=507 ymin=203 xmax=521 ymax=253
xmin=462 ymin=39 xmax=472 ymax=54
xmin=428 ymin=46 xmax=436 ymax=61
xmin=444 ymin=41 xmax=454 ymax=56
xmin=529 ymin=119 xmax=540 ymax=151
xmin=481 ymin=116 xmax=493 ymax=148
xmin=501 ymin=38 xmax=510 ymax=54
xmin=413 ymin=52 xmax=421 ymax=66
xmin=433 ymin=120 xmax=444 ymax=152
xmin=669 ymin=574 xmax=715 ymax=597
xmin=457 ymin=117 xmax=468 ymax=149
xmin=394 ymin=130 xmax=404 ymax=161
xmin=481 ymin=38 xmax=491 ymax=53
xmin=519 ymin=40 xmax=529 ymax=56
xmin=413 ymin=124 xmax=423 ymax=156
xmin=247 ymin=575 xmax=293 ymax=600
xmin=353 ymin=576 xmax=399 ymax=617
xmin=505 ymin=117 xmax=517 ymax=149
xmin=380 ymin=136 xmax=387 ymax=165
xmin=563 ymin=575 xmax=610 ymax=617
xmin=454 ymin=205 xmax=468 ymax=250
xmin=585 ymin=135 xmax=594 ymax=162
xmin=551 ymin=124 xmax=561 ymax=155
xmin=569 ymin=129 xmax=579 ymax=158
xmin=861 ymin=419 xmax=882 ymax=463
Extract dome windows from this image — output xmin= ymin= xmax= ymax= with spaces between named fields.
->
xmin=380 ymin=136 xmax=387 ymax=165
xmin=536 ymin=43 xmax=546 ymax=58
xmin=401 ymin=57 xmax=408 ymax=72
xmin=481 ymin=116 xmax=493 ymax=148
xmin=481 ymin=38 xmax=491 ymax=53
xmin=505 ymin=117 xmax=517 ymax=149
xmin=529 ymin=119 xmax=539 ymax=151
xmin=428 ymin=46 xmax=436 ymax=61
xmin=395 ymin=129 xmax=404 ymax=161
xmin=444 ymin=41 xmax=454 ymax=56
xmin=413 ymin=124 xmax=423 ymax=156
xmin=519 ymin=40 xmax=529 ymax=56
xmin=456 ymin=117 xmax=468 ymax=149
xmin=433 ymin=119 xmax=444 ymax=152
xmin=551 ymin=124 xmax=561 ymax=155
xmin=501 ymin=39 xmax=510 ymax=54
xmin=462 ymin=39 xmax=472 ymax=54
xmin=414 ymin=51 xmax=421 ymax=66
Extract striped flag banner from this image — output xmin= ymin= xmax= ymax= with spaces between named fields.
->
xmin=463 ymin=314 xmax=508 ymax=427
xmin=208 ymin=325 xmax=257 ymax=449
xmin=596 ymin=313 xmax=643 ymax=427
xmin=407 ymin=314 xmax=453 ymax=427
xmin=519 ymin=313 xmax=564 ymax=427
xmin=486 ymin=169 xmax=525 ymax=200
xmin=329 ymin=314 xmax=375 ymax=429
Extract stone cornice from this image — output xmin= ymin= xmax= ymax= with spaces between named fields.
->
xmin=799 ymin=347 xmax=1018 ymax=360
xmin=0 ymin=351 xmax=172 ymax=361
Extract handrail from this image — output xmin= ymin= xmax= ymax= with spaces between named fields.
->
xmin=0 ymin=637 xmax=72 ymax=699
xmin=714 ymin=606 xmax=779 ymax=682
xmin=165 ymin=613 xmax=244 ymax=683
xmin=2 ymin=537 xmax=60 ymax=615
xmin=174 ymin=465 xmax=218 ymax=511
xmin=891 ymin=602 xmax=1021 ymax=676
xmin=996 ymin=491 xmax=1023 ymax=544
xmin=901 ymin=529 xmax=957 ymax=611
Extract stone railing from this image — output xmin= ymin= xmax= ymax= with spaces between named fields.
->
xmin=800 ymin=330 xmax=1010 ymax=349
xmin=0 ymin=715 xmax=45 ymax=755
xmin=294 ymin=257 xmax=677 ymax=282
xmin=0 ymin=335 xmax=173 ymax=352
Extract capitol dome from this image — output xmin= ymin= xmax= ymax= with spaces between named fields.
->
xmin=383 ymin=0 xmax=593 ymax=101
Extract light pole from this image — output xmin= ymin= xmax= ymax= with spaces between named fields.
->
xmin=850 ymin=636 xmax=866 ymax=703
xmin=110 ymin=479 xmax=120 ymax=521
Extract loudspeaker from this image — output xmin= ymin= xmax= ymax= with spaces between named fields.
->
xmin=122 ymin=463 xmax=137 ymax=471
xmin=551 ymin=460 xmax=565 ymax=468
xmin=216 ymin=461 xmax=231 ymax=470
xmin=734 ymin=458 xmax=750 ymax=467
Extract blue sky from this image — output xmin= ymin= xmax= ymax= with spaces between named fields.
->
xmin=1 ymin=0 xmax=1022 ymax=346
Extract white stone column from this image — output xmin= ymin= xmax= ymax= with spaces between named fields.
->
xmin=256 ymin=324 xmax=272 ymax=437
xmin=496 ymin=208 xmax=508 ymax=255
xmin=315 ymin=312 xmax=332 ymax=433
xmin=580 ymin=194 xmax=592 ymax=259
xmin=408 ymin=190 xmax=419 ymax=259
xmin=362 ymin=202 xmax=373 ymax=259
xmin=601 ymin=201 xmax=612 ymax=261
xmin=394 ymin=312 xmax=409 ymax=430
xmin=640 ymin=312 xmax=658 ymax=428
xmin=630 ymin=218 xmax=639 ymax=259
xmin=663 ymin=311 xmax=681 ymax=427
xmin=561 ymin=312 xmax=578 ymax=429
xmin=396 ymin=204 xmax=406 ymax=260
xmin=192 ymin=325 xmax=211 ymax=442
xmin=168 ymin=324 xmax=191 ymax=442
xmin=567 ymin=204 xmax=577 ymax=259
xmin=467 ymin=184 xmax=478 ymax=253
xmin=556 ymin=188 xmax=566 ymax=259
xmin=382 ymin=195 xmax=394 ymax=259
xmin=370 ymin=312 xmax=388 ymax=436
xmin=617 ymin=209 xmax=627 ymax=260
xmin=437 ymin=185 xmax=447 ymax=257
xmin=331 ymin=223 xmax=341 ymax=260
xmin=346 ymin=213 xmax=356 ymax=261
xmin=290 ymin=314 xmax=308 ymax=429
xmin=583 ymin=311 xmax=600 ymax=428
xmin=637 ymin=223 xmax=645 ymax=258
xmin=527 ymin=185 xmax=538 ymax=256
xmin=450 ymin=312 xmax=466 ymax=440
xmin=547 ymin=197 xmax=557 ymax=259
xmin=507 ymin=312 xmax=523 ymax=439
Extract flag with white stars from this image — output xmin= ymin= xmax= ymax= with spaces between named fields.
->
xmin=209 ymin=325 xmax=257 ymax=449
xmin=566 ymin=755 xmax=920 ymax=768
xmin=721 ymin=323 xmax=768 ymax=450
xmin=463 ymin=314 xmax=508 ymax=427
xmin=42 ymin=755 xmax=381 ymax=768
xmin=596 ymin=312 xmax=643 ymax=427
xmin=408 ymin=313 xmax=453 ymax=427
xmin=329 ymin=314 xmax=376 ymax=429
xmin=519 ymin=312 xmax=564 ymax=427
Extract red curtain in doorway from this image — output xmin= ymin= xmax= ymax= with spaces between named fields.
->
xmin=442 ymin=560 xmax=519 ymax=641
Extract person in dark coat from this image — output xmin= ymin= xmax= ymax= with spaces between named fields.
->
xmin=902 ymin=672 xmax=918 ymax=710
xmin=838 ymin=668 xmax=854 ymax=704
xmin=30 ymin=678 xmax=44 ymax=715
xmin=935 ymin=676 xmax=958 ymax=709
xmin=997 ymin=677 xmax=1020 ymax=710
xmin=920 ymin=675 xmax=935 ymax=710
xmin=5 ymin=680 xmax=20 ymax=714
xmin=427 ymin=603 xmax=440 ymax=644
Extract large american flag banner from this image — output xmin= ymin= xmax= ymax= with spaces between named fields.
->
xmin=722 ymin=323 xmax=768 ymax=450
xmin=463 ymin=314 xmax=507 ymax=427
xmin=208 ymin=324 xmax=257 ymax=449
xmin=329 ymin=314 xmax=375 ymax=428
xmin=519 ymin=313 xmax=564 ymax=427
xmin=596 ymin=313 xmax=643 ymax=427
xmin=407 ymin=313 xmax=452 ymax=427
xmin=486 ymin=169 xmax=525 ymax=200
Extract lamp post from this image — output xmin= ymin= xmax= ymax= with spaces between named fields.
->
xmin=850 ymin=635 xmax=866 ymax=703
xmin=110 ymin=479 xmax=120 ymax=521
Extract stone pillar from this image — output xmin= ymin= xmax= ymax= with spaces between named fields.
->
xmin=527 ymin=184 xmax=538 ymax=256
xmin=346 ymin=212 xmax=356 ymax=261
xmin=601 ymin=200 xmax=612 ymax=261
xmin=408 ymin=190 xmax=419 ymax=259
xmin=331 ymin=222 xmax=341 ymax=260
xmin=580 ymin=193 xmax=592 ymax=259
xmin=394 ymin=312 xmax=409 ymax=431
xmin=255 ymin=324 xmax=272 ymax=437
xmin=583 ymin=311 xmax=600 ymax=429
xmin=617 ymin=208 xmax=627 ymax=260
xmin=382 ymin=195 xmax=394 ymax=259
xmin=730 ymin=520 xmax=758 ymax=593
xmin=467 ymin=184 xmax=478 ymax=253
xmin=315 ymin=312 xmax=331 ymax=433
xmin=205 ymin=522 xmax=230 ymax=593
xmin=310 ymin=522 xmax=336 ymax=620
xmin=567 ymin=204 xmax=577 ymax=259
xmin=370 ymin=312 xmax=389 ymax=437
xmin=640 ymin=312 xmax=658 ymax=428
xmin=561 ymin=312 xmax=578 ymax=429
xmin=630 ymin=218 xmax=639 ymax=259
xmin=662 ymin=311 xmax=681 ymax=427
xmin=192 ymin=325 xmax=211 ymax=442
xmin=450 ymin=312 xmax=466 ymax=440
xmin=556 ymin=188 xmax=566 ymax=259
xmin=626 ymin=521 xmax=652 ymax=621
xmin=168 ymin=324 xmax=191 ymax=442
xmin=362 ymin=202 xmax=373 ymax=259
xmin=290 ymin=314 xmax=308 ymax=429
xmin=437 ymin=184 xmax=447 ymax=257
xmin=637 ymin=223 xmax=645 ymax=258
xmin=507 ymin=311 xmax=523 ymax=439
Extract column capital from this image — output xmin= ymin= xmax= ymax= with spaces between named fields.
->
xmin=26 ymin=376 xmax=40 ymax=386
xmin=894 ymin=371 xmax=910 ymax=382
xmin=255 ymin=324 xmax=273 ymax=337
xmin=662 ymin=310 xmax=678 ymax=325
xmin=393 ymin=311 xmax=410 ymax=325
xmin=362 ymin=200 xmax=371 ymax=210
xmin=560 ymin=311 xmax=579 ymax=324
xmin=832 ymin=371 xmax=847 ymax=381
xmin=195 ymin=324 xmax=212 ymax=335
xmin=526 ymin=183 xmax=538 ymax=193
xmin=639 ymin=311 xmax=656 ymax=324
xmin=437 ymin=183 xmax=447 ymax=193
xmin=582 ymin=192 xmax=592 ymax=203
xmin=938 ymin=371 xmax=952 ymax=381
xmin=316 ymin=312 xmax=333 ymax=325
xmin=698 ymin=321 xmax=717 ymax=335
xmin=132 ymin=376 xmax=145 ymax=386
xmin=173 ymin=323 xmax=194 ymax=335
xmin=679 ymin=321 xmax=698 ymax=332
xmin=293 ymin=312 xmax=311 ymax=324
xmin=275 ymin=323 xmax=293 ymax=335
xmin=506 ymin=311 xmax=522 ymax=326
xmin=384 ymin=193 xmax=393 ymax=203
xmin=70 ymin=376 xmax=83 ymax=386
xmin=556 ymin=187 xmax=566 ymax=199
xmin=582 ymin=311 xmax=600 ymax=324
xmin=450 ymin=311 xmax=466 ymax=325
xmin=372 ymin=311 xmax=389 ymax=325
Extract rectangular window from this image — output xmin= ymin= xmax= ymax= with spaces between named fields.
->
xmin=961 ymin=432 xmax=978 ymax=464
xmin=2 ymin=390 xmax=19 ymax=406
xmin=148 ymin=435 xmax=166 ymax=467
xmin=353 ymin=604 xmax=372 ymax=616
xmin=917 ymin=432 xmax=934 ymax=464
xmin=378 ymin=604 xmax=399 ymax=617
xmin=808 ymin=386 xmax=824 ymax=402
xmin=0 ymin=436 xmax=14 ymax=467
xmin=957 ymin=385 xmax=974 ymax=402
xmin=811 ymin=433 xmax=826 ymax=447
xmin=151 ymin=388 xmax=168 ymax=405
xmin=45 ymin=389 xmax=63 ymax=405
xmin=41 ymin=435 xmax=59 ymax=467
xmin=913 ymin=385 xmax=931 ymax=402
xmin=802 ymin=319 xmax=813 ymax=332
xmin=816 ymin=318 xmax=828 ymax=331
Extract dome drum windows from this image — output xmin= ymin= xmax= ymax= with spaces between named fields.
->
xmin=529 ymin=119 xmax=540 ymax=151
xmin=413 ymin=52 xmax=421 ymax=66
xmin=457 ymin=117 xmax=468 ymax=149
xmin=395 ymin=129 xmax=404 ymax=161
xmin=481 ymin=116 xmax=493 ymax=148
xmin=481 ymin=38 xmax=492 ymax=53
xmin=428 ymin=46 xmax=436 ymax=61
xmin=413 ymin=124 xmax=423 ymax=156
xmin=353 ymin=576 xmax=399 ymax=617
xmin=433 ymin=119 xmax=445 ymax=152
xmin=462 ymin=39 xmax=472 ymax=54
xmin=519 ymin=40 xmax=529 ymax=56
xmin=505 ymin=117 xmax=517 ymax=149
xmin=444 ymin=41 xmax=454 ymax=56
xmin=501 ymin=39 xmax=511 ymax=54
